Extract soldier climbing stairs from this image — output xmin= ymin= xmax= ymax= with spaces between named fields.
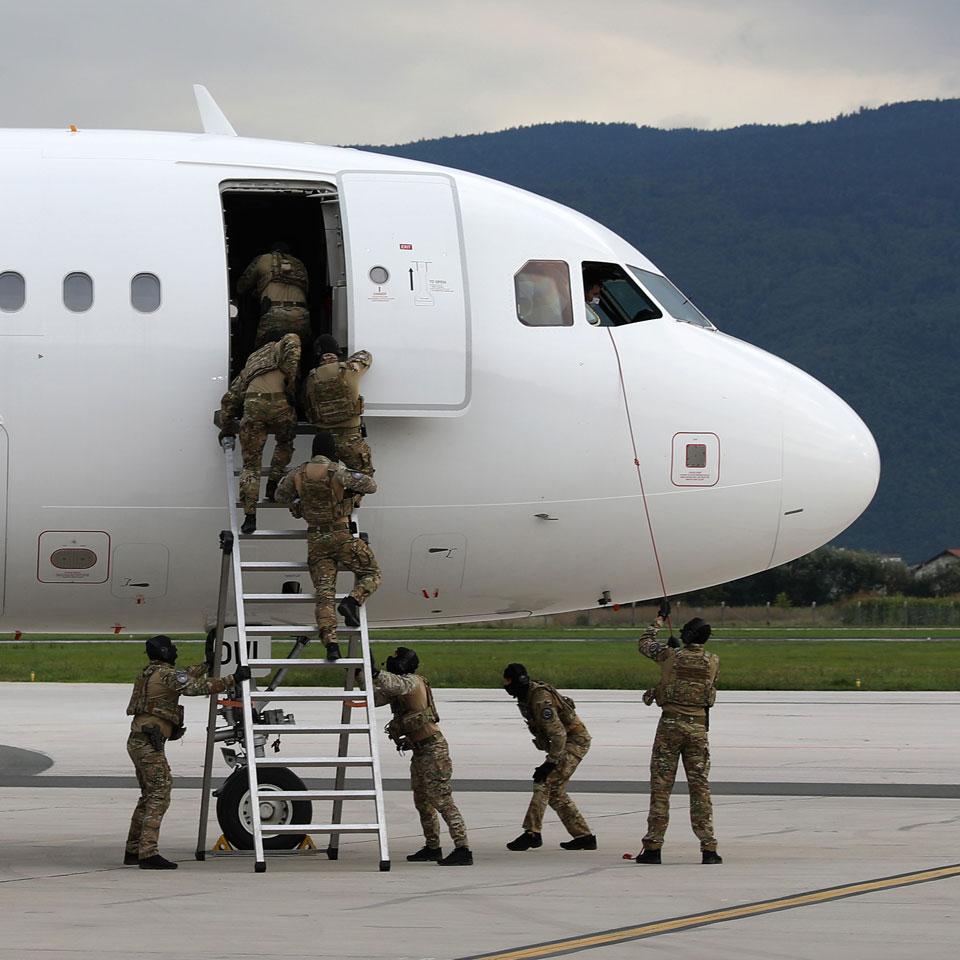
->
xmin=195 ymin=436 xmax=389 ymax=873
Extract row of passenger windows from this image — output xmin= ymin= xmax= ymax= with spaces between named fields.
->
xmin=0 ymin=271 xmax=162 ymax=314
xmin=514 ymin=260 xmax=712 ymax=329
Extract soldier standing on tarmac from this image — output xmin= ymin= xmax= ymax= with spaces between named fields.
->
xmin=237 ymin=241 xmax=311 ymax=348
xmin=635 ymin=602 xmax=722 ymax=865
xmin=502 ymin=663 xmax=597 ymax=852
xmin=373 ymin=647 xmax=473 ymax=866
xmin=274 ymin=430 xmax=379 ymax=662
xmin=302 ymin=334 xmax=374 ymax=479
xmin=218 ymin=332 xmax=302 ymax=535
xmin=125 ymin=635 xmax=250 ymax=869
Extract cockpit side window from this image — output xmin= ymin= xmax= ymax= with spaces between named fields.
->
xmin=514 ymin=260 xmax=573 ymax=327
xmin=582 ymin=262 xmax=662 ymax=327
xmin=629 ymin=266 xmax=714 ymax=329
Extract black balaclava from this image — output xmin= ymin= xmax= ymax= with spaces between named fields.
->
xmin=503 ymin=662 xmax=530 ymax=699
xmin=145 ymin=634 xmax=178 ymax=664
xmin=385 ymin=646 xmax=419 ymax=675
xmin=680 ymin=618 xmax=711 ymax=646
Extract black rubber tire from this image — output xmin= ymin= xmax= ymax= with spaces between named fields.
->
xmin=216 ymin=767 xmax=312 ymax=851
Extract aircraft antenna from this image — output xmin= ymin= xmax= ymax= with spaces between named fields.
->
xmin=192 ymin=84 xmax=237 ymax=136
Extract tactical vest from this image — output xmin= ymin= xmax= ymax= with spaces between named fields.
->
xmin=232 ymin=340 xmax=289 ymax=396
xmin=293 ymin=459 xmax=353 ymax=527
xmin=520 ymin=681 xmax=579 ymax=731
xmin=305 ymin=365 xmax=364 ymax=426
xmin=386 ymin=675 xmax=440 ymax=750
xmin=656 ymin=646 xmax=717 ymax=709
xmin=258 ymin=252 xmax=309 ymax=299
xmin=126 ymin=664 xmax=185 ymax=727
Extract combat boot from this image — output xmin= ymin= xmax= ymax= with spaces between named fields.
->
xmin=635 ymin=848 xmax=662 ymax=864
xmin=506 ymin=831 xmax=542 ymax=851
xmin=325 ymin=641 xmax=343 ymax=661
xmin=406 ymin=845 xmax=442 ymax=862
xmin=560 ymin=834 xmax=597 ymax=851
xmin=438 ymin=846 xmax=473 ymax=866
xmin=138 ymin=854 xmax=178 ymax=870
xmin=123 ymin=851 xmax=139 ymax=865
xmin=337 ymin=596 xmax=361 ymax=627
xmin=264 ymin=479 xmax=278 ymax=502
xmin=240 ymin=513 xmax=256 ymax=535
xmin=702 ymin=849 xmax=723 ymax=864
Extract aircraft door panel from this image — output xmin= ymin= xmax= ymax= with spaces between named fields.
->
xmin=406 ymin=534 xmax=467 ymax=597
xmin=339 ymin=172 xmax=469 ymax=415
xmin=0 ymin=425 xmax=6 ymax=613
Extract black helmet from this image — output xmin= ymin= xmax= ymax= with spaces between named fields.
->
xmin=502 ymin=662 xmax=530 ymax=699
xmin=312 ymin=429 xmax=338 ymax=460
xmin=385 ymin=647 xmax=419 ymax=675
xmin=145 ymin=634 xmax=178 ymax=664
xmin=315 ymin=334 xmax=341 ymax=358
xmin=680 ymin=618 xmax=711 ymax=645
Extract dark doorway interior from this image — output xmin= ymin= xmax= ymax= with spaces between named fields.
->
xmin=221 ymin=188 xmax=335 ymax=378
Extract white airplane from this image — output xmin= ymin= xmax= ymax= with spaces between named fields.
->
xmin=0 ymin=89 xmax=879 ymax=634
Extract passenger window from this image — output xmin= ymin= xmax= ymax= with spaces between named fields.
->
xmin=131 ymin=273 xmax=161 ymax=313
xmin=0 ymin=271 xmax=25 ymax=312
xmin=63 ymin=272 xmax=93 ymax=312
xmin=582 ymin=262 xmax=662 ymax=327
xmin=514 ymin=261 xmax=573 ymax=327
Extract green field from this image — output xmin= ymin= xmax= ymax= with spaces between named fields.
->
xmin=1 ymin=638 xmax=958 ymax=690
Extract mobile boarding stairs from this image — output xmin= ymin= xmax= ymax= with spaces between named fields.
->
xmin=195 ymin=436 xmax=389 ymax=873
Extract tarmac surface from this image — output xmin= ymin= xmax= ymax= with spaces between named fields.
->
xmin=1 ymin=685 xmax=958 ymax=959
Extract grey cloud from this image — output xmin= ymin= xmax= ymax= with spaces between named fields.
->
xmin=0 ymin=0 xmax=957 ymax=144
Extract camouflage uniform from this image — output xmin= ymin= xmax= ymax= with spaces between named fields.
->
xmin=638 ymin=625 xmax=719 ymax=852
xmin=275 ymin=455 xmax=379 ymax=644
xmin=375 ymin=670 xmax=469 ymax=849
xmin=219 ymin=334 xmax=301 ymax=514
xmin=237 ymin=250 xmax=311 ymax=347
xmin=302 ymin=350 xmax=374 ymax=476
xmin=125 ymin=662 xmax=238 ymax=859
xmin=516 ymin=681 xmax=592 ymax=837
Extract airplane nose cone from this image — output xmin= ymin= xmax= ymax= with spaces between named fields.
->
xmin=770 ymin=368 xmax=880 ymax=567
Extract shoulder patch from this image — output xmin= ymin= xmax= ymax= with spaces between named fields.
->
xmin=175 ymin=671 xmax=188 ymax=685
xmin=541 ymin=706 xmax=554 ymax=721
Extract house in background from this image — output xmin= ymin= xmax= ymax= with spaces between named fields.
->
xmin=913 ymin=548 xmax=960 ymax=577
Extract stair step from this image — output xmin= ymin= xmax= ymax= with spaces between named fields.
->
xmin=266 ymin=823 xmax=381 ymax=834
xmin=245 ymin=625 xmax=360 ymax=635
xmin=250 ymin=691 xmax=363 ymax=701
xmin=241 ymin=561 xmax=309 ymax=572
xmin=248 ymin=658 xmax=364 ymax=668
xmin=264 ymin=790 xmax=377 ymax=800
xmin=254 ymin=756 xmax=374 ymax=767
xmin=250 ymin=724 xmax=371 ymax=734
xmin=240 ymin=530 xmax=307 ymax=540
xmin=244 ymin=593 xmax=317 ymax=603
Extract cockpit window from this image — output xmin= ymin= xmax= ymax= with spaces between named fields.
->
xmin=582 ymin=262 xmax=662 ymax=326
xmin=629 ymin=266 xmax=714 ymax=329
xmin=514 ymin=261 xmax=573 ymax=327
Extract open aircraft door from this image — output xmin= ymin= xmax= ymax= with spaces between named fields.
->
xmin=339 ymin=171 xmax=470 ymax=416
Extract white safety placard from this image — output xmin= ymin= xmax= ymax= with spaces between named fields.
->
xmin=671 ymin=432 xmax=720 ymax=487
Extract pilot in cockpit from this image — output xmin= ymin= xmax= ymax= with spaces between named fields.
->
xmin=583 ymin=270 xmax=608 ymax=326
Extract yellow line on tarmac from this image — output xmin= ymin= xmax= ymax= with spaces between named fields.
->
xmin=461 ymin=863 xmax=960 ymax=960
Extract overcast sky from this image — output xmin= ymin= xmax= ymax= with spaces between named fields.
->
xmin=1 ymin=0 xmax=957 ymax=144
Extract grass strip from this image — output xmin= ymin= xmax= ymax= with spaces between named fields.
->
xmin=1 ymin=640 xmax=958 ymax=690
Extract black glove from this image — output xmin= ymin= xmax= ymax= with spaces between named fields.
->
xmin=667 ymin=635 xmax=681 ymax=648
xmin=233 ymin=665 xmax=252 ymax=684
xmin=657 ymin=597 xmax=671 ymax=620
xmin=370 ymin=657 xmax=380 ymax=679
xmin=532 ymin=760 xmax=557 ymax=783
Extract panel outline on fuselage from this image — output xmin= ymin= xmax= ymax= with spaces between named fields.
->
xmin=337 ymin=169 xmax=473 ymax=415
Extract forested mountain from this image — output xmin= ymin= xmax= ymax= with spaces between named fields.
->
xmin=366 ymin=100 xmax=960 ymax=563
